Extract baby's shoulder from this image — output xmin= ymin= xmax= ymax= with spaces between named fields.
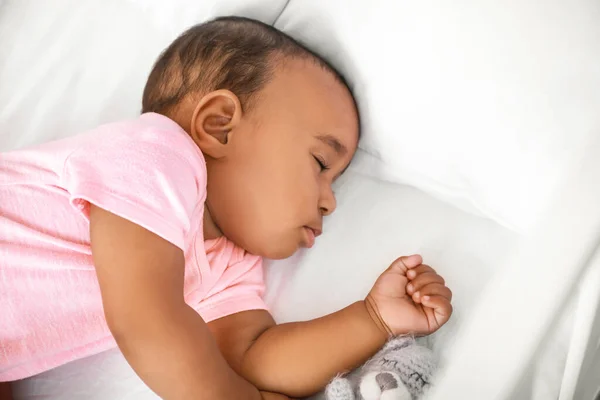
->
xmin=64 ymin=113 xmax=206 ymax=183
xmin=92 ymin=113 xmax=201 ymax=158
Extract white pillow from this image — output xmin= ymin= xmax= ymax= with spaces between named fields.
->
xmin=0 ymin=0 xmax=287 ymax=151
xmin=265 ymin=169 xmax=518 ymax=349
xmin=275 ymin=0 xmax=600 ymax=233
xmin=124 ymin=0 xmax=288 ymax=36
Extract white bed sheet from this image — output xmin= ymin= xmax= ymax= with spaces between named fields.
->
xmin=9 ymin=165 xmax=567 ymax=399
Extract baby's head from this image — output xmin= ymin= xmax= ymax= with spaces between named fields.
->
xmin=142 ymin=17 xmax=359 ymax=259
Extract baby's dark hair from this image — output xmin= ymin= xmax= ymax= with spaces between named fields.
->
xmin=142 ymin=16 xmax=356 ymax=119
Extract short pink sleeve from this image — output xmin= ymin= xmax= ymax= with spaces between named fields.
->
xmin=62 ymin=122 xmax=206 ymax=251
xmin=197 ymin=249 xmax=268 ymax=322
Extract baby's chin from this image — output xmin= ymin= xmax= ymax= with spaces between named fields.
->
xmin=250 ymin=239 xmax=300 ymax=260
xmin=257 ymin=247 xmax=297 ymax=260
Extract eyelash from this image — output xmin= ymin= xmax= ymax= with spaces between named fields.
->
xmin=313 ymin=155 xmax=330 ymax=172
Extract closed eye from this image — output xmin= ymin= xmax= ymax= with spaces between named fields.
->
xmin=313 ymin=155 xmax=330 ymax=172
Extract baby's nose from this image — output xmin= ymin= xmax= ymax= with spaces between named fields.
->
xmin=319 ymin=188 xmax=336 ymax=216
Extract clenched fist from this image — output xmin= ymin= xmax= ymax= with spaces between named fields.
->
xmin=365 ymin=255 xmax=453 ymax=337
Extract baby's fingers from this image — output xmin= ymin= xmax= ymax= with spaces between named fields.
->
xmin=421 ymin=295 xmax=453 ymax=326
xmin=412 ymin=283 xmax=452 ymax=304
xmin=388 ymin=254 xmax=422 ymax=275
xmin=406 ymin=271 xmax=444 ymax=295
xmin=406 ymin=264 xmax=436 ymax=279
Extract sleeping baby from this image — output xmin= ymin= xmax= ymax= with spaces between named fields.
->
xmin=0 ymin=16 xmax=452 ymax=400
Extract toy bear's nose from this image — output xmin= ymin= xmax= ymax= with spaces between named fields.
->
xmin=376 ymin=372 xmax=398 ymax=391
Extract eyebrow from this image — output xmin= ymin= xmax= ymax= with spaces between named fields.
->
xmin=316 ymin=134 xmax=348 ymax=156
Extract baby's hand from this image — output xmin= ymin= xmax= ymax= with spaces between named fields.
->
xmin=365 ymin=255 xmax=452 ymax=337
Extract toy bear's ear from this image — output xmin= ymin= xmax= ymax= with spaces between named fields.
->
xmin=324 ymin=376 xmax=355 ymax=400
xmin=358 ymin=371 xmax=411 ymax=400
xmin=380 ymin=336 xmax=415 ymax=353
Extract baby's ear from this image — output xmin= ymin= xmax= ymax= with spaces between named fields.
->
xmin=189 ymin=89 xmax=242 ymax=158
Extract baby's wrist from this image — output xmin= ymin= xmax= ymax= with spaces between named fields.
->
xmin=362 ymin=295 xmax=394 ymax=340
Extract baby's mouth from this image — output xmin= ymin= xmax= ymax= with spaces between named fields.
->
xmin=302 ymin=226 xmax=322 ymax=248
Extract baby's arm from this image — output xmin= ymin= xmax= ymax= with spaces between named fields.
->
xmin=90 ymin=205 xmax=269 ymax=400
xmin=208 ymin=302 xmax=387 ymax=398
xmin=213 ymin=256 xmax=452 ymax=399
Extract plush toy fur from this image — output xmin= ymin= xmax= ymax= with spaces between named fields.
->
xmin=306 ymin=336 xmax=436 ymax=400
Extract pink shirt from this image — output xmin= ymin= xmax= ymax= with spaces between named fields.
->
xmin=0 ymin=113 xmax=267 ymax=381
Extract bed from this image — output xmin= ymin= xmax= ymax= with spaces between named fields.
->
xmin=1 ymin=0 xmax=599 ymax=399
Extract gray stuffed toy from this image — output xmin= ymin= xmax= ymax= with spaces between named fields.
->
xmin=306 ymin=336 xmax=436 ymax=400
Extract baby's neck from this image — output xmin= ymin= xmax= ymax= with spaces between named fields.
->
xmin=203 ymin=204 xmax=223 ymax=240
